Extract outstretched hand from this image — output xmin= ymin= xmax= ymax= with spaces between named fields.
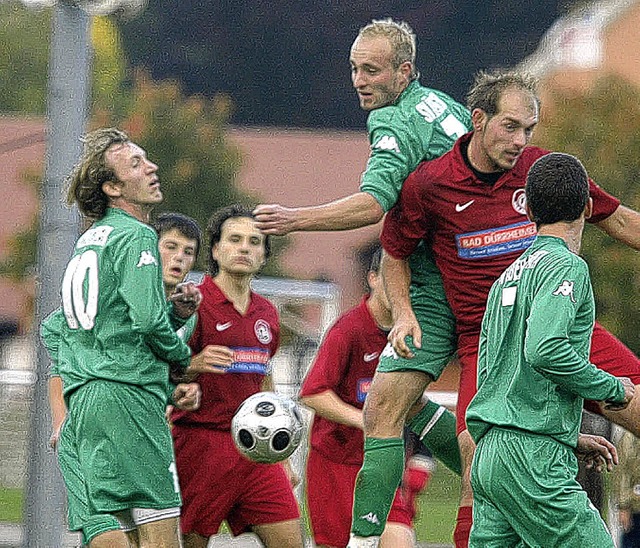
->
xmin=253 ymin=204 xmax=298 ymax=235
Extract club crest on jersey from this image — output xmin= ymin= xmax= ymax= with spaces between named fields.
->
xmin=254 ymin=319 xmax=272 ymax=344
xmin=512 ymin=189 xmax=527 ymax=215
xmin=136 ymin=250 xmax=157 ymax=267
xmin=552 ymin=280 xmax=576 ymax=303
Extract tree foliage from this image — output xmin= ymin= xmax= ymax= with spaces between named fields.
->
xmin=0 ymin=6 xmax=273 ymax=285
xmin=534 ymin=76 xmax=640 ymax=354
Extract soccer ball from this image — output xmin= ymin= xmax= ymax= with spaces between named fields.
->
xmin=231 ymin=391 xmax=304 ymax=464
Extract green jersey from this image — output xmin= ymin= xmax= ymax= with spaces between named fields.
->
xmin=466 ymin=236 xmax=624 ymax=448
xmin=41 ymin=207 xmax=191 ymax=405
xmin=359 ymin=79 xmax=471 ymax=284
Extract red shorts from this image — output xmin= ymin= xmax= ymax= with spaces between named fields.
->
xmin=173 ymin=425 xmax=300 ymax=537
xmin=306 ymin=449 xmax=413 ymax=547
xmin=456 ymin=322 xmax=640 ymax=434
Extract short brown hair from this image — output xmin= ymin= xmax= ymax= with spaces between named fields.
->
xmin=466 ymin=69 xmax=539 ymax=117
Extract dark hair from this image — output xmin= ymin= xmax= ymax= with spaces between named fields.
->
xmin=525 ymin=153 xmax=589 ymax=226
xmin=368 ymin=246 xmax=382 ymax=273
xmin=153 ymin=212 xmax=202 ymax=259
xmin=67 ymin=127 xmax=130 ymax=220
xmin=206 ymin=204 xmax=271 ymax=275
xmin=466 ymin=69 xmax=539 ymax=117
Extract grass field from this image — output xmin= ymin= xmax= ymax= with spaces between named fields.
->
xmin=1 ymin=468 xmax=460 ymax=543
xmin=0 ymin=488 xmax=23 ymax=523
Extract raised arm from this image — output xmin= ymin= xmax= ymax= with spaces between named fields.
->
xmin=253 ymin=192 xmax=384 ymax=235
xmin=595 ymin=205 xmax=640 ymax=250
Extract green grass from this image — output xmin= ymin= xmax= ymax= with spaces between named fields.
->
xmin=0 ymin=469 xmax=459 ymax=542
xmin=0 ymin=488 xmax=23 ymax=523
xmin=414 ymin=465 xmax=460 ymax=544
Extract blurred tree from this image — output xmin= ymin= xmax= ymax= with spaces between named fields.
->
xmin=115 ymin=71 xmax=287 ymax=273
xmin=0 ymin=5 xmax=129 ymax=115
xmin=1 ymin=7 xmax=284 ymax=293
xmin=535 ymin=76 xmax=640 ymax=354
xmin=0 ymin=2 xmax=50 ymax=114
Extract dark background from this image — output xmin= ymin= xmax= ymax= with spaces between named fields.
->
xmin=120 ymin=0 xmax=566 ymax=128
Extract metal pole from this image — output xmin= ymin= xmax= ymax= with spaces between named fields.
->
xmin=23 ymin=2 xmax=90 ymax=546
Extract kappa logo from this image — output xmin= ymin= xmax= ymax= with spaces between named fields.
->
xmin=380 ymin=343 xmax=398 ymax=360
xmin=216 ymin=321 xmax=232 ymax=331
xmin=136 ymin=250 xmax=157 ymax=267
xmin=374 ymin=135 xmax=400 ymax=153
xmin=455 ymin=200 xmax=475 ymax=212
xmin=363 ymin=352 xmax=379 ymax=362
xmin=360 ymin=512 xmax=380 ymax=526
xmin=552 ymin=280 xmax=576 ymax=303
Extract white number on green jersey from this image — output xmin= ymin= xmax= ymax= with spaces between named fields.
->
xmin=416 ymin=93 xmax=468 ymax=139
xmin=62 ymin=250 xmax=99 ymax=330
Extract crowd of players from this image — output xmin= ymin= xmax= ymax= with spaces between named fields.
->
xmin=42 ymin=17 xmax=640 ymax=548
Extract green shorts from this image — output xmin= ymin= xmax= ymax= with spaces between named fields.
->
xmin=470 ymin=427 xmax=614 ymax=548
xmin=377 ymin=278 xmax=456 ymax=381
xmin=58 ymin=380 xmax=181 ymax=542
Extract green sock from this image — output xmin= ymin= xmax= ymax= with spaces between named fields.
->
xmin=351 ymin=437 xmax=404 ymax=538
xmin=407 ymin=399 xmax=461 ymax=476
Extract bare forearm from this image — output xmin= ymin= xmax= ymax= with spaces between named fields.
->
xmin=596 ymin=205 xmax=640 ymax=250
xmin=380 ymin=250 xmax=413 ymax=320
xmin=295 ymin=193 xmax=384 ymax=231
xmin=301 ymin=390 xmax=363 ymax=430
xmin=254 ymin=192 xmax=384 ymax=235
xmin=48 ymin=376 xmax=66 ymax=431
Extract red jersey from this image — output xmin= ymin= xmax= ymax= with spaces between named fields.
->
xmin=381 ymin=133 xmax=620 ymax=352
xmin=300 ymin=297 xmax=388 ymax=465
xmin=172 ymin=276 xmax=280 ymax=430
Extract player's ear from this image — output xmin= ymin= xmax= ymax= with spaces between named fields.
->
xmin=398 ymin=61 xmax=412 ymax=82
xmin=101 ymin=180 xmax=122 ymax=199
xmin=584 ymin=197 xmax=593 ymax=220
xmin=471 ymin=108 xmax=487 ymax=132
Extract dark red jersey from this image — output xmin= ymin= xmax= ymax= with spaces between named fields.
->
xmin=300 ymin=297 xmax=388 ymax=464
xmin=172 ymin=276 xmax=280 ymax=430
xmin=381 ymin=133 xmax=620 ymax=352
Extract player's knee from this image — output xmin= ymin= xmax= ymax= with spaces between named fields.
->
xmin=363 ymin=390 xmax=412 ymax=436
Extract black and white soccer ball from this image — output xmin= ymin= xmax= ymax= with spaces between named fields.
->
xmin=231 ymin=391 xmax=304 ymax=464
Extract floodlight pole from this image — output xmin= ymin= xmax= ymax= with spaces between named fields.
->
xmin=23 ymin=2 xmax=91 ymax=546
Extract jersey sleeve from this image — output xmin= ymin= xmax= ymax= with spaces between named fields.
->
xmin=587 ymin=178 xmax=620 ymax=223
xmin=359 ymin=112 xmax=429 ymax=212
xmin=524 ymin=257 xmax=624 ymax=402
xmin=380 ymin=169 xmax=430 ymax=259
xmin=114 ymin=231 xmax=191 ymax=368
xmin=300 ymin=322 xmax=351 ymax=397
